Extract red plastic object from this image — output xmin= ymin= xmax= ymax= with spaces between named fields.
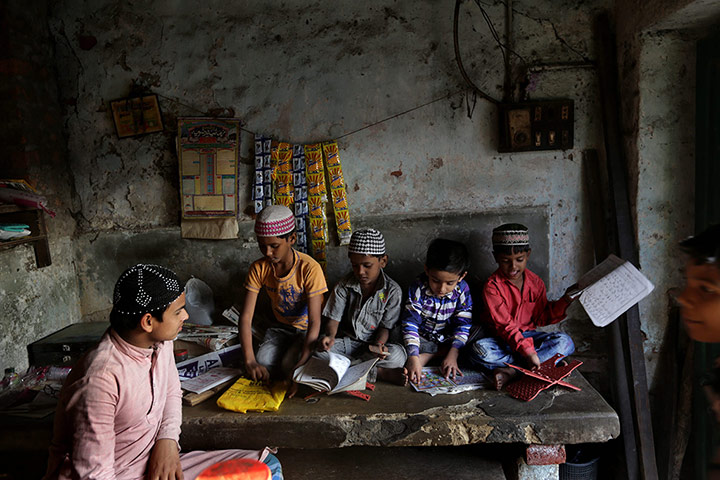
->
xmin=365 ymin=382 xmax=375 ymax=391
xmin=197 ymin=458 xmax=271 ymax=480
xmin=344 ymin=390 xmax=371 ymax=401
xmin=504 ymin=353 xmax=582 ymax=401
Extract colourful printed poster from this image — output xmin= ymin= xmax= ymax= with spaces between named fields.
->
xmin=177 ymin=118 xmax=240 ymax=218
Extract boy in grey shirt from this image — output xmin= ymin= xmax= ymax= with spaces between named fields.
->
xmin=319 ymin=228 xmax=408 ymax=385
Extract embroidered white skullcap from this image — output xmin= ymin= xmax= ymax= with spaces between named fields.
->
xmin=492 ymin=223 xmax=530 ymax=247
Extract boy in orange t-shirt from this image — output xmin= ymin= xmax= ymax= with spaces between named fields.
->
xmin=238 ymin=205 xmax=327 ymax=385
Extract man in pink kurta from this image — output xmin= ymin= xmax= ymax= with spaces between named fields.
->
xmin=43 ymin=264 xmax=280 ymax=480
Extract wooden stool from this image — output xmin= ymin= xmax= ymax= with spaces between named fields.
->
xmin=196 ymin=458 xmax=271 ymax=480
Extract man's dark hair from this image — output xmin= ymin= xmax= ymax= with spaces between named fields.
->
xmin=425 ymin=238 xmax=470 ymax=274
xmin=492 ymin=223 xmax=531 ymax=256
xmin=109 ymin=305 xmax=166 ymax=332
xmin=680 ymin=224 xmax=720 ymax=266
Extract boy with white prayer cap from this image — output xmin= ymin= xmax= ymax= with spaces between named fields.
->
xmin=466 ymin=223 xmax=577 ymax=390
xmin=319 ymin=228 xmax=408 ymax=385
xmin=238 ymin=205 xmax=327 ymax=388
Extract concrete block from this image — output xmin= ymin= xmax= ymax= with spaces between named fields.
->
xmin=516 ymin=456 xmax=558 ymax=480
xmin=526 ymin=444 xmax=566 ymax=465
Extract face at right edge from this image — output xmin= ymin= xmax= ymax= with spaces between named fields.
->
xmin=678 ymin=259 xmax=720 ymax=343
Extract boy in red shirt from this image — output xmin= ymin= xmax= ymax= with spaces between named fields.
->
xmin=467 ymin=223 xmax=577 ymax=390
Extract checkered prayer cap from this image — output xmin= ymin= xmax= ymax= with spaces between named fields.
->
xmin=255 ymin=205 xmax=295 ymax=237
xmin=492 ymin=223 xmax=530 ymax=247
xmin=112 ymin=264 xmax=183 ymax=315
xmin=348 ymin=228 xmax=386 ymax=256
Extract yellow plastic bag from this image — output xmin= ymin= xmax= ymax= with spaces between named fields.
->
xmin=216 ymin=377 xmax=287 ymax=413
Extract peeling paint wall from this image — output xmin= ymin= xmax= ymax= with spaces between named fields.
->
xmin=0 ymin=1 xmax=81 ymax=373
xmin=616 ymin=0 xmax=712 ymax=388
xmin=0 ymin=1 xmax=620 ymax=379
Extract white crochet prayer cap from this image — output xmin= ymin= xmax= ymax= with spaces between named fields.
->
xmin=255 ymin=205 xmax=296 ymax=237
xmin=348 ymin=228 xmax=386 ymax=256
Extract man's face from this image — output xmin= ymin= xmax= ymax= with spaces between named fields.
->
xmin=678 ymin=260 xmax=720 ymax=342
xmin=425 ymin=267 xmax=466 ymax=297
xmin=494 ymin=250 xmax=531 ymax=282
xmin=349 ymin=253 xmax=387 ymax=289
xmin=257 ymin=234 xmax=295 ymax=264
xmin=151 ymin=292 xmax=188 ymax=342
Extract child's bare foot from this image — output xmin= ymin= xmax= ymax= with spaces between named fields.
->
xmin=377 ymin=367 xmax=408 ymax=386
xmin=493 ymin=367 xmax=518 ymax=390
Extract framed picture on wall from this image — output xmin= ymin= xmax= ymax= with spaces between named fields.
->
xmin=110 ymin=94 xmax=164 ymax=138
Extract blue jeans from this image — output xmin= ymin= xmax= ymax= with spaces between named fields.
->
xmin=263 ymin=453 xmax=283 ymax=480
xmin=466 ymin=330 xmax=575 ymax=371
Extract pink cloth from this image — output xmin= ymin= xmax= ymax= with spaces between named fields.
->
xmin=44 ymin=329 xmax=266 ymax=480
xmin=482 ymin=268 xmax=570 ymax=357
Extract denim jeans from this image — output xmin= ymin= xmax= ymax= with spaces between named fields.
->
xmin=466 ymin=330 xmax=575 ymax=371
xmin=256 ymin=326 xmax=305 ymax=379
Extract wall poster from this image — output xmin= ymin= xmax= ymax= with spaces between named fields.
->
xmin=177 ymin=118 xmax=241 ymax=239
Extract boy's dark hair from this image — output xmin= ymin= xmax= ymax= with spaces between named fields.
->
xmin=425 ymin=238 xmax=470 ymax=274
xmin=109 ymin=305 xmax=166 ymax=332
xmin=278 ymin=228 xmax=296 ymax=240
xmin=492 ymin=223 xmax=531 ymax=256
xmin=680 ymin=224 xmax=720 ymax=265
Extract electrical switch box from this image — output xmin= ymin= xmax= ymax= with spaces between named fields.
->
xmin=497 ymin=100 xmax=574 ymax=152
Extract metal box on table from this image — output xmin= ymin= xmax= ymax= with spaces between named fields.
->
xmin=27 ymin=323 xmax=109 ymax=366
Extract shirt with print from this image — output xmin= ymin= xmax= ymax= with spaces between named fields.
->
xmin=323 ymin=270 xmax=402 ymax=342
xmin=482 ymin=268 xmax=570 ymax=357
xmin=245 ymin=249 xmax=328 ymax=330
xmin=401 ymin=274 xmax=473 ymax=357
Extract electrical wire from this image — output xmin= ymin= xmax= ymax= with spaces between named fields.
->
xmin=453 ymin=0 xmax=499 ymax=104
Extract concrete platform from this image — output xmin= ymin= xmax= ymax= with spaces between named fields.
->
xmin=278 ymin=446 xmax=508 ymax=480
xmin=181 ymin=372 xmax=619 ymax=450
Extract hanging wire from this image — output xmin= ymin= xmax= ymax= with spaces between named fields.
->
xmin=454 ymin=0 xmax=499 ymax=105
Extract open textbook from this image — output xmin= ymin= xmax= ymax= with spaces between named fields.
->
xmin=411 ymin=367 xmax=490 ymax=396
xmin=571 ymin=254 xmax=654 ymax=327
xmin=293 ymin=352 xmax=378 ymax=394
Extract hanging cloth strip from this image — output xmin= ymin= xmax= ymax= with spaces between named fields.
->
xmin=322 ymin=141 xmax=352 ymax=246
xmin=273 ymin=142 xmax=294 ymax=208
xmin=304 ymin=143 xmax=328 ymax=269
xmin=252 ymin=134 xmax=274 ymax=214
xmin=292 ymin=144 xmax=309 ymax=253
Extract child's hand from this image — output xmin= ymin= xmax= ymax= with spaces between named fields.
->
xmin=245 ymin=360 xmax=270 ymax=382
xmin=368 ymin=343 xmax=389 ymax=358
xmin=441 ymin=357 xmax=463 ymax=380
xmin=406 ymin=356 xmax=424 ymax=384
xmin=563 ymin=283 xmax=580 ymax=303
xmin=526 ymin=353 xmax=541 ymax=370
xmin=318 ymin=335 xmax=335 ymax=351
xmin=287 ymin=381 xmax=299 ymax=399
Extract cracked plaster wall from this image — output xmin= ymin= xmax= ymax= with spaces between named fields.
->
xmin=616 ymin=0 xmax=711 ymax=389
xmin=2 ymin=1 xmax=617 ymax=377
xmin=0 ymin=1 xmax=81 ymax=373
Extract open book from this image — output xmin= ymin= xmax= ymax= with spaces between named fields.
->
xmin=292 ymin=352 xmax=378 ymax=394
xmin=571 ymin=254 xmax=654 ymax=327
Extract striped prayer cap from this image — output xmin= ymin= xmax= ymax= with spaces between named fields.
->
xmin=255 ymin=205 xmax=295 ymax=237
xmin=492 ymin=223 xmax=530 ymax=247
xmin=348 ymin=228 xmax=386 ymax=256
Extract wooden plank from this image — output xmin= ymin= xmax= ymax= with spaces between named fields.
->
xmin=594 ymin=13 xmax=658 ymax=480
xmin=583 ymin=149 xmax=639 ymax=479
